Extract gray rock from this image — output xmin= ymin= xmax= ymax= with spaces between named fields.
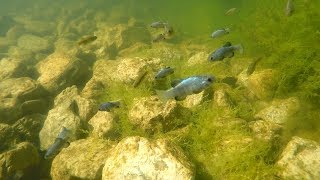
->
xmin=39 ymin=86 xmax=97 ymax=150
xmin=36 ymin=52 xmax=88 ymax=94
xmin=51 ymin=138 xmax=114 ymax=180
xmin=0 ymin=58 xmax=25 ymax=81
xmin=81 ymin=78 xmax=106 ymax=99
xmin=12 ymin=114 xmax=46 ymax=147
xmin=0 ymin=142 xmax=39 ymax=180
xmin=102 ymin=136 xmax=194 ymax=180
xmin=0 ymin=123 xmax=16 ymax=153
xmin=88 ymin=111 xmax=119 ymax=139
xmin=17 ymin=34 xmax=50 ymax=53
xmin=0 ymin=77 xmax=47 ymax=123
xmin=255 ymin=97 xmax=300 ymax=124
xmin=249 ymin=120 xmax=282 ymax=141
xmin=129 ymin=96 xmax=188 ymax=133
xmin=277 ymin=136 xmax=320 ymax=179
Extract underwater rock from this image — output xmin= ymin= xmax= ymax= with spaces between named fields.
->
xmin=88 ymin=111 xmax=119 ymax=139
xmin=39 ymin=86 xmax=97 ymax=151
xmin=181 ymin=91 xmax=207 ymax=108
xmin=36 ymin=52 xmax=88 ymax=94
xmin=277 ymin=136 xmax=320 ymax=179
xmin=51 ymin=138 xmax=114 ymax=180
xmin=246 ymin=69 xmax=278 ymax=100
xmin=0 ymin=123 xmax=16 ymax=153
xmin=0 ymin=142 xmax=40 ymax=180
xmin=144 ymin=44 xmax=183 ymax=61
xmin=7 ymin=46 xmax=34 ymax=63
xmin=255 ymin=97 xmax=300 ymax=124
xmin=118 ymin=42 xmax=150 ymax=57
xmin=102 ymin=136 xmax=195 ymax=180
xmin=54 ymin=38 xmax=80 ymax=57
xmin=187 ymin=51 xmax=208 ymax=66
xmin=249 ymin=120 xmax=282 ymax=142
xmin=81 ymin=78 xmax=106 ymax=99
xmin=17 ymin=34 xmax=50 ymax=53
xmin=13 ymin=16 xmax=54 ymax=35
xmin=129 ymin=96 xmax=186 ymax=133
xmin=20 ymin=99 xmax=48 ymax=116
xmin=213 ymin=87 xmax=233 ymax=108
xmin=12 ymin=114 xmax=46 ymax=147
xmin=0 ymin=58 xmax=26 ymax=81
xmin=0 ymin=77 xmax=47 ymax=124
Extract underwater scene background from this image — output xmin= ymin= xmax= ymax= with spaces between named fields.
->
xmin=0 ymin=0 xmax=319 ymax=179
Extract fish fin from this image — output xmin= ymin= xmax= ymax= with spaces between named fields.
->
xmin=227 ymin=52 xmax=234 ymax=58
xmin=171 ymin=79 xmax=184 ymax=87
xmin=175 ymin=96 xmax=186 ymax=101
xmin=156 ymin=90 xmax=171 ymax=102
xmin=235 ymin=44 xmax=244 ymax=54
xmin=223 ymin=42 xmax=232 ymax=47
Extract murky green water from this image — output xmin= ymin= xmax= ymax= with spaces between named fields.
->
xmin=0 ymin=0 xmax=319 ymax=179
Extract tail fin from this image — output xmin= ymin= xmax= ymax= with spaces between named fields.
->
xmin=155 ymin=90 xmax=171 ymax=103
xmin=235 ymin=44 xmax=244 ymax=54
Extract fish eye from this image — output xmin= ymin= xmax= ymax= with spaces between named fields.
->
xmin=166 ymin=66 xmax=170 ymax=68
xmin=207 ymin=78 xmax=213 ymax=82
xmin=210 ymin=57 xmax=213 ymax=60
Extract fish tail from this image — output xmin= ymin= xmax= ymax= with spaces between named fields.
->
xmin=155 ymin=90 xmax=172 ymax=103
xmin=235 ymin=44 xmax=244 ymax=54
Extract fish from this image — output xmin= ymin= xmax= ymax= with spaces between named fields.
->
xmin=211 ymin=28 xmax=230 ymax=39
xmin=285 ymin=0 xmax=294 ymax=16
xmin=156 ymin=75 xmax=214 ymax=102
xmin=133 ymin=70 xmax=148 ymax=87
xmin=99 ymin=101 xmax=120 ymax=112
xmin=164 ymin=24 xmax=174 ymax=36
xmin=246 ymin=57 xmax=262 ymax=75
xmin=225 ymin=8 xmax=238 ymax=16
xmin=78 ymin=35 xmax=97 ymax=45
xmin=152 ymin=33 xmax=166 ymax=43
xmin=208 ymin=42 xmax=243 ymax=61
xmin=150 ymin=21 xmax=167 ymax=28
xmin=155 ymin=67 xmax=174 ymax=79
xmin=44 ymin=127 xmax=70 ymax=159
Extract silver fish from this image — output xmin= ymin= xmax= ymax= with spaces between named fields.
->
xmin=285 ymin=0 xmax=294 ymax=16
xmin=211 ymin=28 xmax=230 ymax=39
xmin=208 ymin=42 xmax=243 ymax=61
xmin=152 ymin=33 xmax=166 ymax=43
xmin=155 ymin=67 xmax=174 ymax=79
xmin=99 ymin=101 xmax=120 ymax=112
xmin=156 ymin=75 xmax=214 ymax=102
xmin=150 ymin=21 xmax=166 ymax=28
xmin=164 ymin=24 xmax=174 ymax=36
xmin=44 ymin=127 xmax=70 ymax=159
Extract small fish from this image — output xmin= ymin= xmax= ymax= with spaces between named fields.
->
xmin=150 ymin=21 xmax=166 ymax=28
xmin=44 ymin=127 xmax=70 ymax=159
xmin=133 ymin=70 xmax=148 ymax=87
xmin=99 ymin=101 xmax=120 ymax=112
xmin=285 ymin=0 xmax=294 ymax=16
xmin=164 ymin=24 xmax=174 ymax=36
xmin=211 ymin=28 xmax=230 ymax=39
xmin=156 ymin=75 xmax=214 ymax=102
xmin=208 ymin=42 xmax=243 ymax=61
xmin=225 ymin=8 xmax=238 ymax=16
xmin=155 ymin=67 xmax=174 ymax=79
xmin=152 ymin=33 xmax=166 ymax=43
xmin=78 ymin=35 xmax=97 ymax=45
xmin=246 ymin=57 xmax=262 ymax=75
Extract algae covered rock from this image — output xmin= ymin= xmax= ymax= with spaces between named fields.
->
xmin=249 ymin=120 xmax=282 ymax=141
xmin=0 ymin=123 xmax=16 ymax=153
xmin=102 ymin=136 xmax=194 ymax=180
xmin=277 ymin=136 xmax=320 ymax=179
xmin=0 ymin=142 xmax=40 ymax=180
xmin=255 ymin=97 xmax=300 ymax=124
xmin=37 ymin=52 xmax=88 ymax=94
xmin=39 ymin=86 xmax=97 ymax=150
xmin=187 ymin=51 xmax=208 ymax=66
xmin=0 ymin=77 xmax=47 ymax=123
xmin=81 ymin=78 xmax=106 ymax=99
xmin=0 ymin=58 xmax=25 ymax=81
xmin=129 ymin=96 xmax=188 ymax=133
xmin=17 ymin=34 xmax=50 ymax=53
xmin=88 ymin=111 xmax=119 ymax=139
xmin=51 ymin=138 xmax=114 ymax=180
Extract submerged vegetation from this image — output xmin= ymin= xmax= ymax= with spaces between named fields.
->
xmin=0 ymin=0 xmax=319 ymax=179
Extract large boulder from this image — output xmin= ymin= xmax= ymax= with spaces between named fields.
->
xmin=129 ymin=96 xmax=188 ymax=133
xmin=39 ymin=86 xmax=97 ymax=150
xmin=0 ymin=58 xmax=25 ymax=81
xmin=36 ymin=52 xmax=88 ymax=94
xmin=255 ymin=97 xmax=300 ymax=124
xmin=102 ymin=136 xmax=194 ymax=180
xmin=0 ymin=77 xmax=48 ymax=124
xmin=88 ymin=111 xmax=119 ymax=139
xmin=277 ymin=136 xmax=320 ymax=179
xmin=81 ymin=77 xmax=106 ymax=99
xmin=17 ymin=34 xmax=50 ymax=53
xmin=0 ymin=142 xmax=40 ymax=180
xmin=51 ymin=138 xmax=114 ymax=180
